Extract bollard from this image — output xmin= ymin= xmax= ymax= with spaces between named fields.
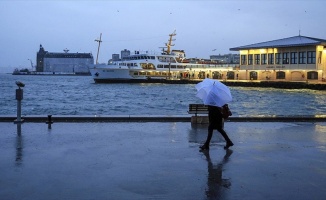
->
xmin=14 ymin=81 xmax=25 ymax=124
xmin=46 ymin=115 xmax=53 ymax=129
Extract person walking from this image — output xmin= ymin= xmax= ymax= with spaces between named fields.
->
xmin=200 ymin=105 xmax=234 ymax=150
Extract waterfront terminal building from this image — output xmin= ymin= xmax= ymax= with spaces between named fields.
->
xmin=230 ymin=35 xmax=326 ymax=82
xmin=36 ymin=45 xmax=94 ymax=75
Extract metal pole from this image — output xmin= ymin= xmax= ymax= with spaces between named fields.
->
xmin=46 ymin=115 xmax=53 ymax=129
xmin=14 ymin=88 xmax=24 ymax=124
xmin=95 ymin=33 xmax=102 ymax=64
xmin=17 ymin=98 xmax=21 ymax=122
xmin=14 ymin=81 xmax=25 ymax=124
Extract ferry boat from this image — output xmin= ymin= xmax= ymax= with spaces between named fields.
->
xmin=89 ymin=32 xmax=235 ymax=83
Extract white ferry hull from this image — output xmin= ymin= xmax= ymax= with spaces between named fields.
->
xmin=89 ymin=65 xmax=192 ymax=83
xmin=89 ymin=64 xmax=150 ymax=83
xmin=90 ymin=68 xmax=133 ymax=80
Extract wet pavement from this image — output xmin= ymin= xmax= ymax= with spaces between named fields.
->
xmin=1 ymin=121 xmax=326 ymax=200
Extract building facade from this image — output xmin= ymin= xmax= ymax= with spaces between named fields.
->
xmin=229 ymin=35 xmax=326 ymax=81
xmin=36 ymin=45 xmax=94 ymax=74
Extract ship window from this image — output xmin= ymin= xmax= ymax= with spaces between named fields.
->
xmin=158 ymin=57 xmax=164 ymax=62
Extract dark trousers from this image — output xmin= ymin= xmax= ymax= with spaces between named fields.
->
xmin=205 ymin=120 xmax=232 ymax=145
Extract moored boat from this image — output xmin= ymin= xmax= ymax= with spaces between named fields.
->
xmin=89 ymin=31 xmax=235 ymax=83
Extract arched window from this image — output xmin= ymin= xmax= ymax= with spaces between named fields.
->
xmin=227 ymin=71 xmax=235 ymax=79
xmin=307 ymin=71 xmax=318 ymax=80
xmin=276 ymin=71 xmax=285 ymax=79
xmin=212 ymin=71 xmax=221 ymax=79
xmin=249 ymin=71 xmax=258 ymax=80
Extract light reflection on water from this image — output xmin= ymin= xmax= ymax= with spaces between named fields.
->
xmin=1 ymin=74 xmax=326 ymax=116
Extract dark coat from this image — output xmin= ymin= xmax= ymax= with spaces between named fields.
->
xmin=208 ymin=105 xmax=223 ymax=129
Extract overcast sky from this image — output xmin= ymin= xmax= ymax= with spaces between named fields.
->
xmin=0 ymin=0 xmax=325 ymax=73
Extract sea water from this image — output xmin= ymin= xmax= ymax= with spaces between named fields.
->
xmin=1 ymin=74 xmax=326 ymax=116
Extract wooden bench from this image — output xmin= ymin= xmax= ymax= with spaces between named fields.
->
xmin=188 ymin=104 xmax=209 ymax=116
xmin=188 ymin=104 xmax=209 ymax=124
xmin=188 ymin=104 xmax=227 ymax=126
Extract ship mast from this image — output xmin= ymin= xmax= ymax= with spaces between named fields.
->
xmin=95 ymin=33 xmax=102 ymax=64
xmin=165 ymin=30 xmax=176 ymax=55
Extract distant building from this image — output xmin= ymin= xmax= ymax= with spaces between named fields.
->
xmin=121 ymin=49 xmax=131 ymax=60
xmin=112 ymin=54 xmax=120 ymax=61
xmin=36 ymin=45 xmax=93 ymax=74
xmin=210 ymin=54 xmax=240 ymax=64
xmin=230 ymin=35 xmax=326 ymax=81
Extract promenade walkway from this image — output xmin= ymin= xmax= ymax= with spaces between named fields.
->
xmin=1 ymin=120 xmax=325 ymax=200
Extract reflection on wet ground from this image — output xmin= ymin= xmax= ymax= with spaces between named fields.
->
xmin=0 ymin=122 xmax=326 ymax=200
xmin=202 ymin=149 xmax=233 ymax=199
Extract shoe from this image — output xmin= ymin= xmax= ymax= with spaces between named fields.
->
xmin=224 ymin=142 xmax=234 ymax=149
xmin=200 ymin=145 xmax=209 ymax=150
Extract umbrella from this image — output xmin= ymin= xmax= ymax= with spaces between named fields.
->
xmin=195 ymin=78 xmax=232 ymax=107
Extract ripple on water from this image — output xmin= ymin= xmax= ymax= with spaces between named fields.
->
xmin=1 ymin=74 xmax=326 ymax=116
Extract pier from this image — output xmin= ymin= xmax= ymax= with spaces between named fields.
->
xmin=1 ymin=120 xmax=325 ymax=199
xmin=94 ymin=78 xmax=326 ymax=90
